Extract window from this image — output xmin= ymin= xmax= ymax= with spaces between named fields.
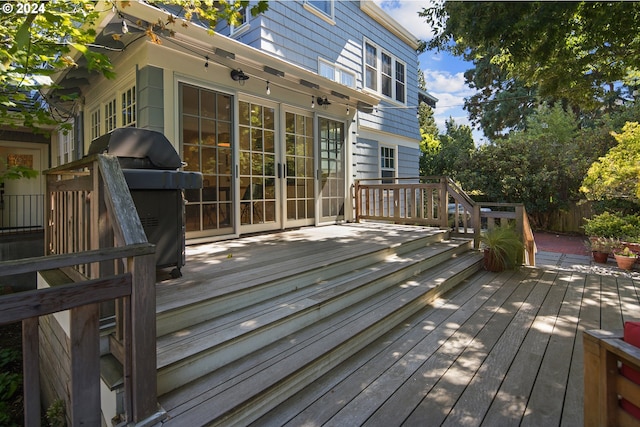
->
xmin=121 ymin=85 xmax=136 ymax=127
xmin=104 ymin=98 xmax=117 ymax=133
xmin=319 ymin=59 xmax=356 ymax=88
xmin=381 ymin=146 xmax=395 ymax=183
xmin=58 ymin=124 xmax=74 ymax=165
xmin=230 ymin=6 xmax=248 ymax=35
xmin=90 ymin=109 xmax=101 ymax=141
xmin=364 ymin=41 xmax=407 ymax=104
xmin=306 ymin=0 xmax=334 ymax=19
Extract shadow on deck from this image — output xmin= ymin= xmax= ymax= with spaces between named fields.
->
xmin=153 ymin=224 xmax=640 ymax=426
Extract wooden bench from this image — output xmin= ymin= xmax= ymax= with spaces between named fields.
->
xmin=584 ymin=327 xmax=640 ymax=427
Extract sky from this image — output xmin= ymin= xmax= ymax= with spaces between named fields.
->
xmin=373 ymin=0 xmax=485 ymax=143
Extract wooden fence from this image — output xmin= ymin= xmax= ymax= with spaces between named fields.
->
xmin=0 ymin=154 xmax=160 ymax=426
xmin=354 ymin=176 xmax=536 ymax=266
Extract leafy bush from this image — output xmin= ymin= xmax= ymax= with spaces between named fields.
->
xmin=0 ymin=348 xmax=22 ymax=427
xmin=583 ymin=211 xmax=640 ymax=241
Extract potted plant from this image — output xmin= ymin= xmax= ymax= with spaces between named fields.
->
xmin=479 ymin=226 xmax=523 ymax=272
xmin=613 ymin=245 xmax=638 ymax=271
xmin=584 ymin=237 xmax=612 ymax=263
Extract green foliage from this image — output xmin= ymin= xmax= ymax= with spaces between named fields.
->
xmin=0 ymin=348 xmax=22 ymax=427
xmin=581 ymin=122 xmax=640 ymax=203
xmin=420 ymin=118 xmax=473 ymax=179
xmin=582 ymin=212 xmax=640 ymax=241
xmin=479 ymin=226 xmax=523 ymax=270
xmin=421 ymin=2 xmax=640 ymax=110
xmin=458 ymin=104 xmax=586 ymax=228
xmin=0 ymin=0 xmax=268 ymax=131
xmin=46 ymin=399 xmax=67 ymax=427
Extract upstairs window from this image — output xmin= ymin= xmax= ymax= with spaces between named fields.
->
xmin=230 ymin=6 xmax=248 ymax=35
xmin=90 ymin=109 xmax=101 ymax=141
xmin=319 ymin=59 xmax=356 ymax=88
xmin=58 ymin=123 xmax=74 ymax=165
xmin=306 ymin=0 xmax=333 ymax=18
xmin=364 ymin=40 xmax=407 ymax=104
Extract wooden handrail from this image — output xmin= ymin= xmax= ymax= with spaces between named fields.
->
xmin=0 ymin=153 xmax=160 ymax=426
xmin=353 ymin=176 xmax=536 ymax=266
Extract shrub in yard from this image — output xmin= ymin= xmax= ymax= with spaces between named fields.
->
xmin=583 ymin=211 xmax=640 ymax=241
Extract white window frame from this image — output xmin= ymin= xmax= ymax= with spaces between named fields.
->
xmin=230 ymin=6 xmax=250 ymax=36
xmin=90 ymin=108 xmax=101 ymax=141
xmin=104 ymin=98 xmax=117 ymax=133
xmin=318 ymin=58 xmax=356 ymax=88
xmin=121 ymin=84 xmax=136 ymax=127
xmin=58 ymin=122 xmax=74 ymax=165
xmin=304 ymin=0 xmax=335 ymax=24
xmin=364 ymin=39 xmax=407 ymax=104
xmin=380 ymin=145 xmax=396 ymax=183
xmin=86 ymin=80 xmax=137 ymax=142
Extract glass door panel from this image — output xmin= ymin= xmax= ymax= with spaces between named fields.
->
xmin=318 ymin=117 xmax=345 ymax=223
xmin=239 ymin=101 xmax=277 ymax=229
xmin=284 ymin=111 xmax=315 ymax=227
xmin=180 ymin=83 xmax=233 ymax=237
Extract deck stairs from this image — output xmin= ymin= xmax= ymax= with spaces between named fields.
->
xmin=143 ymin=225 xmax=483 ymax=426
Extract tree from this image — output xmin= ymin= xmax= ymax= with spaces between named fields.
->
xmin=458 ymin=105 xmax=585 ymax=228
xmin=420 ymin=2 xmax=640 ymax=135
xmin=0 ymin=0 xmax=268 ymax=131
xmin=581 ymin=122 xmax=640 ymax=204
xmin=421 ymin=118 xmax=474 ymax=179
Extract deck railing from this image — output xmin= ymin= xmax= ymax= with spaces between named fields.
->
xmin=0 ymin=194 xmax=44 ymax=233
xmin=0 ymin=154 xmax=159 ymax=426
xmin=354 ymin=176 xmax=536 ymax=266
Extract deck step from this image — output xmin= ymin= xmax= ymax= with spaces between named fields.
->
xmin=155 ymin=227 xmax=449 ymax=336
xmin=157 ymin=247 xmax=483 ymax=425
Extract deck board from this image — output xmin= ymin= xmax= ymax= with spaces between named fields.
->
xmin=157 ymin=225 xmax=640 ymax=426
xmin=252 ymin=254 xmax=640 ymax=426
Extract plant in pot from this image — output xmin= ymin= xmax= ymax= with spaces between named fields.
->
xmin=612 ymin=244 xmax=638 ymax=271
xmin=584 ymin=237 xmax=613 ymax=263
xmin=479 ymin=226 xmax=523 ymax=272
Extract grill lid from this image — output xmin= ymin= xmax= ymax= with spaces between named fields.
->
xmin=88 ymin=128 xmax=182 ymax=170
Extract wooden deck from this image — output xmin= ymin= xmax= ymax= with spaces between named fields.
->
xmin=153 ymin=224 xmax=640 ymax=426
xmin=245 ymin=251 xmax=640 ymax=426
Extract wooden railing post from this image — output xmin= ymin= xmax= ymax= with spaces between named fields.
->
xmin=440 ymin=177 xmax=448 ymax=229
xmin=22 ymin=317 xmax=40 ymax=427
xmin=70 ymin=303 xmax=101 ymax=426
xmin=583 ymin=330 xmax=602 ymax=427
xmin=127 ymin=253 xmax=158 ymax=422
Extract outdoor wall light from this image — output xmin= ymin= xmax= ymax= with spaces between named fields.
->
xmin=230 ymin=69 xmax=250 ymax=84
xmin=317 ymin=96 xmax=331 ymax=108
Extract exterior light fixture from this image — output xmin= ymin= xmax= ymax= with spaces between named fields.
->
xmin=266 ymin=81 xmax=271 ymax=95
xmin=204 ymin=56 xmax=209 ymax=71
xmin=230 ymin=69 xmax=249 ymax=85
xmin=311 ymin=96 xmax=315 ymax=109
xmin=317 ymin=96 xmax=331 ymax=108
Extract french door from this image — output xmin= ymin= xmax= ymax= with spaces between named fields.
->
xmin=318 ymin=117 xmax=346 ymax=223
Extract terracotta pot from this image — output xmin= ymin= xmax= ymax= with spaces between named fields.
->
xmin=614 ymin=254 xmax=637 ymax=270
xmin=592 ymin=251 xmax=609 ymax=264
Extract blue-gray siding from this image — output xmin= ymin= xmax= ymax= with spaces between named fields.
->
xmin=222 ymin=2 xmax=420 ymax=142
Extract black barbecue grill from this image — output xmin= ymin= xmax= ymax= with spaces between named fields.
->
xmin=88 ymin=128 xmax=202 ymax=277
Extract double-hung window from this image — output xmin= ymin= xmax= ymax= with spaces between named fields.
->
xmin=364 ymin=40 xmax=407 ymax=104
xmin=381 ymin=146 xmax=395 ymax=183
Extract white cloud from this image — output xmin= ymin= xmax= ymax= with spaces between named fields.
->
xmin=372 ymin=0 xmax=434 ymax=40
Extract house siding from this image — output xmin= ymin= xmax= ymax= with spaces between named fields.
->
xmin=353 ymin=137 xmax=379 ymax=180
xmin=398 ymin=145 xmax=419 ymax=179
xmin=137 ymin=66 xmax=164 ymax=134
xmin=228 ymin=1 xmax=420 ymax=145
